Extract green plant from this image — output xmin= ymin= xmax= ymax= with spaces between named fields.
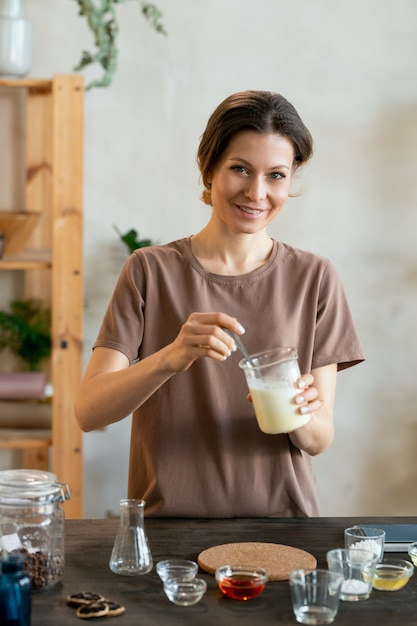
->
xmin=114 ymin=225 xmax=153 ymax=253
xmin=74 ymin=0 xmax=166 ymax=89
xmin=0 ymin=299 xmax=51 ymax=372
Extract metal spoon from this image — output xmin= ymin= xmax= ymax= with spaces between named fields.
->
xmin=222 ymin=328 xmax=256 ymax=368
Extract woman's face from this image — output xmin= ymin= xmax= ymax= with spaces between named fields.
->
xmin=208 ymin=131 xmax=295 ymax=235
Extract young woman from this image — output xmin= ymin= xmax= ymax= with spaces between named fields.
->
xmin=75 ymin=91 xmax=364 ymax=517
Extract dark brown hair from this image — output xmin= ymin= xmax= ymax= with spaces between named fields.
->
xmin=197 ymin=90 xmax=313 ymax=204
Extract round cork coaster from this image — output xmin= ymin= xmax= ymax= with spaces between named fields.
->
xmin=197 ymin=541 xmax=317 ymax=581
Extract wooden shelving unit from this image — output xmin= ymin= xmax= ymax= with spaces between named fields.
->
xmin=0 ymin=75 xmax=84 ymax=518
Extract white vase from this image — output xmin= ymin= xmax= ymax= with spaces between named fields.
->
xmin=0 ymin=0 xmax=32 ymax=78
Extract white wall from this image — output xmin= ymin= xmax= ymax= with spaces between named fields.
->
xmin=12 ymin=0 xmax=417 ymax=517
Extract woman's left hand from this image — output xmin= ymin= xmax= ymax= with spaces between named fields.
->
xmin=248 ymin=365 xmax=337 ymax=456
xmin=293 ymin=373 xmax=322 ymax=416
xmin=247 ymin=373 xmax=322 ymax=416
xmin=289 ymin=365 xmax=337 ymax=455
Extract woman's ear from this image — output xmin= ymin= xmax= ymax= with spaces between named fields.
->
xmin=288 ymin=164 xmax=304 ymax=198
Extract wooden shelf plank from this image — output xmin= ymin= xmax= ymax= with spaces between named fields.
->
xmin=0 ymin=79 xmax=52 ymax=92
xmin=0 ymin=249 xmax=52 ymax=269
xmin=0 ymin=429 xmax=51 ymax=449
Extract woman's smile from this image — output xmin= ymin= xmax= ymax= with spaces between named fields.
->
xmin=236 ymin=204 xmax=266 ymax=217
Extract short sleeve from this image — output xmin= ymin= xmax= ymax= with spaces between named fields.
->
xmin=312 ymin=260 xmax=365 ymax=371
xmin=93 ymin=254 xmax=146 ymax=363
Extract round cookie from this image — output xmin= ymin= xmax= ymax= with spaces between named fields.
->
xmin=67 ymin=592 xmax=105 ymax=608
xmin=103 ymin=600 xmax=126 ymax=617
xmin=76 ymin=602 xmax=109 ymax=619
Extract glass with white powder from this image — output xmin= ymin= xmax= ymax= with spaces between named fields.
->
xmin=344 ymin=526 xmax=385 ymax=562
xmin=327 ymin=548 xmax=379 ymax=601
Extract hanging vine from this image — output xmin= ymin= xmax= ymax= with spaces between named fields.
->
xmin=74 ymin=0 xmax=166 ymax=89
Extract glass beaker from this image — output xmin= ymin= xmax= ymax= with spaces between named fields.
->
xmin=109 ymin=499 xmax=153 ymax=576
xmin=239 ymin=346 xmax=311 ymax=434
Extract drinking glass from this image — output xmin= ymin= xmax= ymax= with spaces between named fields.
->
xmin=289 ymin=569 xmax=343 ymax=625
xmin=326 ymin=548 xmax=378 ymax=601
xmin=344 ymin=527 xmax=385 ymax=561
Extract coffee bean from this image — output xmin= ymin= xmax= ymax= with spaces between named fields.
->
xmin=11 ymin=548 xmax=64 ymax=589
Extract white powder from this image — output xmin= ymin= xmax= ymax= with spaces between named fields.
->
xmin=341 ymin=579 xmax=369 ymax=595
xmin=348 ymin=539 xmax=381 ymax=560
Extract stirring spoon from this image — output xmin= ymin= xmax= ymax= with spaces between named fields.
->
xmin=222 ymin=328 xmax=256 ymax=368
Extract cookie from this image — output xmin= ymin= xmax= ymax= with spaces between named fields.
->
xmin=76 ymin=602 xmax=109 ymax=619
xmin=103 ymin=600 xmax=126 ymax=617
xmin=67 ymin=592 xmax=105 ymax=608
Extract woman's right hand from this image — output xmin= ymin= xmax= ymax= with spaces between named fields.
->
xmin=163 ymin=312 xmax=245 ymax=372
xmin=75 ymin=311 xmax=245 ymax=431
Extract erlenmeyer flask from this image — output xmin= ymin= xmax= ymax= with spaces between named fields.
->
xmin=109 ymin=499 xmax=153 ymax=575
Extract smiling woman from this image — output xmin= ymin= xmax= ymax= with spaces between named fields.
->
xmin=74 ymin=90 xmax=365 ymax=519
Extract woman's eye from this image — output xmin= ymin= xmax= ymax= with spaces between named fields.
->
xmin=231 ymin=165 xmax=247 ymax=174
xmin=270 ymin=171 xmax=284 ymax=179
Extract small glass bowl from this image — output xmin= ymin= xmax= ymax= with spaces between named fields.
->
xmin=215 ymin=564 xmax=268 ymax=600
xmin=156 ymin=559 xmax=198 ymax=582
xmin=408 ymin=543 xmax=417 ymax=567
xmin=163 ymin=577 xmax=207 ymax=606
xmin=372 ymin=558 xmax=414 ymax=591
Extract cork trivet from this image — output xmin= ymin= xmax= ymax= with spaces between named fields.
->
xmin=197 ymin=541 xmax=317 ymax=581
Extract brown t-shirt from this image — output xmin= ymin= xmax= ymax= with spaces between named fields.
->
xmin=94 ymin=237 xmax=364 ymax=517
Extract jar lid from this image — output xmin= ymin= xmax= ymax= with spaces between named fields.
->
xmin=0 ymin=469 xmax=71 ymax=504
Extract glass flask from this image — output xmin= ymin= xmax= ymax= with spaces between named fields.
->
xmin=0 ymin=469 xmax=70 ymax=590
xmin=109 ymin=499 xmax=153 ymax=575
xmin=0 ymin=554 xmax=31 ymax=625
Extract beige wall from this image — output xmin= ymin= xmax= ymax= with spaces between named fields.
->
xmin=2 ymin=0 xmax=417 ymax=517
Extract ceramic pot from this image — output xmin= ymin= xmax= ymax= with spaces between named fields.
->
xmin=0 ymin=0 xmax=32 ymax=78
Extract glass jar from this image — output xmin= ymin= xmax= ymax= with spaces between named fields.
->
xmin=0 ymin=469 xmax=70 ymax=590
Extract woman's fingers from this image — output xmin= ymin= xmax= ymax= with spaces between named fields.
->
xmin=181 ymin=314 xmax=242 ymax=357
xmin=295 ymin=374 xmax=319 ymax=414
xmin=169 ymin=313 xmax=244 ymax=369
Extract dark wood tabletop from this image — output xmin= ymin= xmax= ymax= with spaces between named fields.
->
xmin=32 ymin=516 xmax=417 ymax=625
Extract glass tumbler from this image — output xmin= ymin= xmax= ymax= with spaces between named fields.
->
xmin=344 ymin=526 xmax=385 ymax=561
xmin=326 ymin=548 xmax=378 ymax=601
xmin=289 ymin=569 xmax=344 ymax=625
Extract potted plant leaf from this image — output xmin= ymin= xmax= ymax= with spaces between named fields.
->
xmin=0 ymin=298 xmax=51 ymax=400
xmin=74 ymin=0 xmax=166 ymax=89
xmin=113 ymin=224 xmax=154 ymax=254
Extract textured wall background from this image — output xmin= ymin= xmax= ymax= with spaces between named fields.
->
xmin=1 ymin=0 xmax=417 ymax=517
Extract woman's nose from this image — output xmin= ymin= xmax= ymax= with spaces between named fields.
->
xmin=244 ymin=176 xmax=266 ymax=201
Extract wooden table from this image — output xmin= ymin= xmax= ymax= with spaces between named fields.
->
xmin=32 ymin=516 xmax=417 ymax=625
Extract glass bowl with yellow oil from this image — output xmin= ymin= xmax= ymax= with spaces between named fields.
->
xmin=372 ymin=558 xmax=414 ymax=591
xmin=407 ymin=543 xmax=417 ymax=567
